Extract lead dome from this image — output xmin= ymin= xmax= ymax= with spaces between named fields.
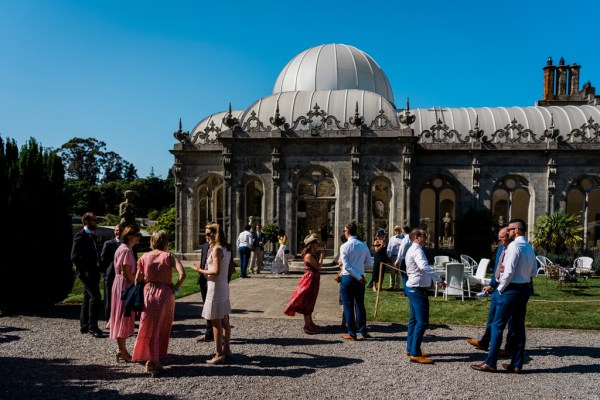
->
xmin=272 ymin=44 xmax=395 ymax=106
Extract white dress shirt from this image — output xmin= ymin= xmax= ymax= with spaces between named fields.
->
xmin=387 ymin=235 xmax=403 ymax=258
xmin=236 ymin=230 xmax=253 ymax=249
xmin=405 ymin=242 xmax=442 ymax=288
xmin=340 ymin=236 xmax=373 ymax=281
xmin=395 ymin=235 xmax=412 ymax=265
xmin=497 ymin=235 xmax=537 ymax=293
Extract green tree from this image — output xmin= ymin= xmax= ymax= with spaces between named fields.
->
xmin=1 ymin=137 xmax=74 ymax=312
xmin=59 ymin=137 xmax=107 ymax=185
xmin=153 ymin=206 xmax=176 ymax=242
xmin=533 ymin=210 xmax=583 ymax=254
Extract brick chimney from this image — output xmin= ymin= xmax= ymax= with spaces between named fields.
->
xmin=556 ymin=57 xmax=568 ymax=97
xmin=543 ymin=57 xmax=555 ymax=100
xmin=569 ymin=63 xmax=581 ymax=96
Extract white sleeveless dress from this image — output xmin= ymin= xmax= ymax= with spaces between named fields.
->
xmin=201 ymin=246 xmax=231 ymax=320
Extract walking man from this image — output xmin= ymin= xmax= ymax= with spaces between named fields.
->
xmin=236 ymin=224 xmax=253 ymax=278
xmin=466 ymin=227 xmax=514 ymax=355
xmin=339 ymin=222 xmax=373 ymax=340
xmin=71 ymin=212 xmax=104 ymax=338
xmin=471 ymin=219 xmax=537 ymax=373
xmin=250 ymin=224 xmax=266 ymax=274
xmin=405 ymin=228 xmax=445 ymax=364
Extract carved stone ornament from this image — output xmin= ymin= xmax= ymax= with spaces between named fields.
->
xmin=349 ymin=101 xmax=364 ymax=129
xmin=399 ymin=98 xmax=416 ymax=127
xmin=468 ymin=115 xmax=484 ymax=142
xmin=420 ymin=119 xmax=469 ymax=143
xmin=543 ymin=113 xmax=560 ymax=142
xmin=191 ymin=121 xmax=221 ymax=145
xmin=566 ymin=116 xmax=600 ymax=143
xmin=490 ymin=118 xmax=542 ymax=143
xmin=284 ymin=103 xmax=350 ymax=132
xmin=222 ymin=103 xmax=239 ymax=130
xmin=242 ymin=110 xmax=271 ymax=132
xmin=173 ymin=118 xmax=191 ymax=145
xmin=270 ymin=102 xmax=286 ymax=129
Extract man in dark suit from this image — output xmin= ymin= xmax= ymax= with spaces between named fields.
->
xmin=100 ymin=225 xmax=121 ymax=323
xmin=250 ymin=224 xmax=266 ymax=274
xmin=194 ymin=241 xmax=213 ymax=342
xmin=71 ymin=212 xmax=104 ymax=338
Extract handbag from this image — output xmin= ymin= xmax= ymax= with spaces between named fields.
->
xmin=122 ymin=280 xmax=144 ymax=317
xmin=334 ymin=270 xmax=342 ymax=283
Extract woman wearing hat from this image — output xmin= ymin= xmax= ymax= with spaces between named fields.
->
xmin=367 ymin=229 xmax=388 ymax=292
xmin=284 ymin=233 xmax=324 ymax=334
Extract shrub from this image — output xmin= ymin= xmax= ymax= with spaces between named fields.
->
xmin=153 ymin=206 xmax=175 ymax=243
xmin=262 ymin=223 xmax=280 ymax=244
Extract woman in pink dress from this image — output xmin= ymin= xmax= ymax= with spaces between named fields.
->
xmin=107 ymin=225 xmax=140 ymax=362
xmin=131 ymin=230 xmax=186 ymax=377
xmin=193 ymin=223 xmax=232 ymax=365
xmin=284 ymin=233 xmax=323 ymax=334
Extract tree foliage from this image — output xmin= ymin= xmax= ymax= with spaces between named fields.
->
xmin=152 ymin=206 xmax=176 ymax=241
xmin=533 ymin=210 xmax=583 ymax=254
xmin=0 ymin=136 xmax=74 ymax=313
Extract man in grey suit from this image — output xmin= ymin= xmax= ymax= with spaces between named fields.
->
xmin=100 ymin=225 xmax=121 ymax=323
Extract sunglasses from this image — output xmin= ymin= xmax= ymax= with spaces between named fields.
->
xmin=507 ymin=227 xmax=518 ymax=232
xmin=416 ymin=233 xmax=427 ymax=238
xmin=205 ymin=231 xmax=213 ymax=237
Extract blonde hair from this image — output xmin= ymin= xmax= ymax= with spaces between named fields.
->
xmin=205 ymin=223 xmax=224 ymax=247
xmin=150 ymin=230 xmax=169 ymax=251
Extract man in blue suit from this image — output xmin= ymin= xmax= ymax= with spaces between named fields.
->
xmin=466 ymin=227 xmax=514 ymax=355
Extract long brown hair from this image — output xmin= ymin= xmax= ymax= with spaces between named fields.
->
xmin=206 ymin=223 xmax=224 ymax=247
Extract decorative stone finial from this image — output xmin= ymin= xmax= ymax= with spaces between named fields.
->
xmin=222 ymin=102 xmax=239 ymax=129
xmin=173 ymin=118 xmax=191 ymax=144
xmin=399 ymin=98 xmax=415 ymax=126
xmin=349 ymin=101 xmax=364 ymax=129
xmin=270 ymin=100 xmax=286 ymax=129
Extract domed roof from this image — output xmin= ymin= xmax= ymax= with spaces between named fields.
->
xmin=273 ymin=44 xmax=395 ymax=106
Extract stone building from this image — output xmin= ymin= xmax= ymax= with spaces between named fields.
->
xmin=171 ymin=44 xmax=600 ymax=259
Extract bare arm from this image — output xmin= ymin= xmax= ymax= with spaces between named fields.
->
xmin=198 ymin=246 xmax=223 ymax=276
xmin=304 ymin=252 xmax=324 ymax=270
xmin=172 ymin=254 xmax=187 ymax=291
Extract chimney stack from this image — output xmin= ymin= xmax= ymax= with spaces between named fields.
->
xmin=543 ymin=57 xmax=555 ymax=100
xmin=556 ymin=57 xmax=568 ymax=97
xmin=569 ymin=63 xmax=581 ymax=97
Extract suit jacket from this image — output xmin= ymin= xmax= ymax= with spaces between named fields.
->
xmin=489 ymin=245 xmax=504 ymax=288
xmin=197 ymin=242 xmax=210 ymax=286
xmin=71 ymin=229 xmax=100 ymax=275
xmin=252 ymin=231 xmax=265 ymax=249
xmin=101 ymin=239 xmax=120 ymax=280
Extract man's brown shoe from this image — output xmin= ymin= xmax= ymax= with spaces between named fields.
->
xmin=501 ymin=363 xmax=522 ymax=374
xmin=342 ymin=333 xmax=357 ymax=341
xmin=470 ymin=363 xmax=496 ymax=372
xmin=466 ymin=338 xmax=488 ymax=351
xmin=409 ymin=356 xmax=434 ymax=364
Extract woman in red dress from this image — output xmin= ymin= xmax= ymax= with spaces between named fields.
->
xmin=284 ymin=233 xmax=323 ymax=334
xmin=131 ymin=230 xmax=186 ymax=377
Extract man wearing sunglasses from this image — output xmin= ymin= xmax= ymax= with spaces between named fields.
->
xmin=471 ymin=219 xmax=537 ymax=374
xmin=405 ymin=228 xmax=445 ymax=364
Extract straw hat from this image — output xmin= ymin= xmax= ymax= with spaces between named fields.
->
xmin=304 ymin=233 xmax=319 ymax=246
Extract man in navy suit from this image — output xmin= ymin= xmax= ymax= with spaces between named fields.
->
xmin=466 ymin=227 xmax=514 ymax=355
xmin=100 ymin=225 xmax=121 ymax=323
xmin=71 ymin=212 xmax=104 ymax=338
xmin=250 ymin=224 xmax=266 ymax=274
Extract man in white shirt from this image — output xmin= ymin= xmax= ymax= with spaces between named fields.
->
xmin=394 ymin=226 xmax=412 ymax=296
xmin=386 ymin=226 xmax=403 ymax=290
xmin=405 ymin=228 xmax=445 ymax=364
xmin=339 ymin=222 xmax=373 ymax=340
xmin=236 ymin=224 xmax=254 ymax=278
xmin=471 ymin=219 xmax=537 ymax=374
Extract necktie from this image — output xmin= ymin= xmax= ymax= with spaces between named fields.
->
xmin=495 ymin=248 xmax=506 ymax=281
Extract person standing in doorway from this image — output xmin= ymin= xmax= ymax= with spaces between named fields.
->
xmin=250 ymin=224 xmax=266 ymax=274
xmin=71 ymin=212 xmax=104 ymax=338
xmin=236 ymin=225 xmax=253 ymax=278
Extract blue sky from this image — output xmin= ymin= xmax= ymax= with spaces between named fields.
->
xmin=1 ymin=0 xmax=598 ymax=178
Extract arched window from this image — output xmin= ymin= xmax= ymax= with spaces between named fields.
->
xmin=196 ymin=175 xmax=224 ymax=246
xmin=566 ymin=176 xmax=600 ymax=250
xmin=491 ymin=176 xmax=531 ymax=231
xmin=245 ymin=178 xmax=263 ymax=226
xmin=419 ymin=176 xmax=456 ymax=249
xmin=370 ymin=178 xmax=391 ymax=240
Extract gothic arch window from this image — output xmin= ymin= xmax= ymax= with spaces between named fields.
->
xmin=296 ymin=167 xmax=336 ymax=253
xmin=196 ymin=175 xmax=224 ymax=246
xmin=419 ymin=176 xmax=456 ymax=249
xmin=492 ymin=176 xmax=531 ymax=230
xmin=566 ymin=176 xmax=600 ymax=250
xmin=245 ymin=178 xmax=263 ymax=226
xmin=370 ymin=177 xmax=391 ymax=240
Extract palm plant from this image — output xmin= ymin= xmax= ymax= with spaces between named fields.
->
xmin=532 ymin=210 xmax=583 ymax=254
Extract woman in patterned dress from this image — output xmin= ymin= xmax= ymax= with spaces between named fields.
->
xmin=284 ymin=233 xmax=323 ymax=334
xmin=196 ymin=223 xmax=232 ymax=365
xmin=131 ymin=230 xmax=186 ymax=376
xmin=107 ymin=225 xmax=140 ymax=362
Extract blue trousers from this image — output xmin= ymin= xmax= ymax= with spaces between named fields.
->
xmin=485 ymin=284 xmax=530 ymax=369
xmin=406 ymin=286 xmax=429 ymax=356
xmin=480 ymin=288 xmax=514 ymax=351
xmin=340 ymin=275 xmax=367 ymax=337
xmin=400 ymin=260 xmax=409 ymax=296
xmin=238 ymin=246 xmax=251 ymax=277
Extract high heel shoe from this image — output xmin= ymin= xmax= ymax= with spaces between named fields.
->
xmin=116 ymin=352 xmax=132 ymax=363
xmin=146 ymin=361 xmax=164 ymax=377
xmin=206 ymin=355 xmax=225 ymax=365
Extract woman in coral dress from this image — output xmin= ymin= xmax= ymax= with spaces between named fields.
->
xmin=284 ymin=233 xmax=323 ymax=334
xmin=131 ymin=230 xmax=186 ymax=376
xmin=107 ymin=225 xmax=140 ymax=362
xmin=195 ymin=223 xmax=232 ymax=365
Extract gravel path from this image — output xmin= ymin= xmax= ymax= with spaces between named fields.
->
xmin=1 ymin=302 xmax=599 ymax=400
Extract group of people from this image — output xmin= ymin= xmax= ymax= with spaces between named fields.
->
xmin=279 ymin=219 xmax=537 ymax=373
xmin=72 ymin=212 xmax=187 ymax=377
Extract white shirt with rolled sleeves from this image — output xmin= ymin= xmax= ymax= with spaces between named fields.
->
xmin=395 ymin=235 xmax=412 ymax=266
xmin=236 ymin=230 xmax=253 ymax=249
xmin=340 ymin=236 xmax=373 ymax=281
xmin=405 ymin=243 xmax=442 ymax=288
xmin=497 ymin=235 xmax=537 ymax=294
xmin=387 ymin=235 xmax=403 ymax=258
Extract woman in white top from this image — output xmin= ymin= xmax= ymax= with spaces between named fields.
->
xmin=193 ymin=223 xmax=232 ymax=365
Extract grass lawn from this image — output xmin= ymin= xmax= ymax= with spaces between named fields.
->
xmin=364 ymin=274 xmax=600 ymax=330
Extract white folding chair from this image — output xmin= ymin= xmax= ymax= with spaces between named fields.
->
xmin=469 ymin=258 xmax=491 ymax=287
xmin=444 ymin=262 xmax=465 ymax=301
xmin=536 ymin=255 xmax=552 ymax=275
